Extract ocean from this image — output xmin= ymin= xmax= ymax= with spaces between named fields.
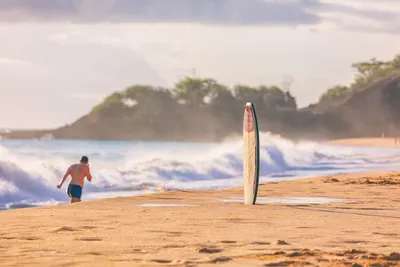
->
xmin=1 ymin=132 xmax=399 ymax=210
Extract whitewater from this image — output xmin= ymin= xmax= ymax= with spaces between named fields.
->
xmin=1 ymin=132 xmax=399 ymax=210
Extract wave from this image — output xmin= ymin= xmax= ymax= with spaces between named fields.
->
xmin=1 ymin=133 xmax=399 ymax=209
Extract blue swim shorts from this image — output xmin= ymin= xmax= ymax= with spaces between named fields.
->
xmin=67 ymin=184 xmax=82 ymax=199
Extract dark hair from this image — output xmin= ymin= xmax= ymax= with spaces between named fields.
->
xmin=80 ymin=156 xmax=89 ymax=163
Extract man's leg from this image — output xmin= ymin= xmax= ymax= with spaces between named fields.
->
xmin=71 ymin=197 xmax=81 ymax=203
xmin=68 ymin=185 xmax=82 ymax=204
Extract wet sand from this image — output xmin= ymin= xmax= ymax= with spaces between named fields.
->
xmin=0 ymin=171 xmax=399 ymax=266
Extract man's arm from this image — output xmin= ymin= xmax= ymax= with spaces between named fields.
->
xmin=86 ymin=166 xmax=92 ymax=182
xmin=57 ymin=167 xmax=71 ymax=188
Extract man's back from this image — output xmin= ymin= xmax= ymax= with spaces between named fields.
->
xmin=57 ymin=155 xmax=92 ymax=203
xmin=69 ymin=163 xmax=92 ymax=188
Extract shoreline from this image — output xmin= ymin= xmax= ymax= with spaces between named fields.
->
xmin=1 ymin=171 xmax=399 ymax=266
xmin=0 ymin=169 xmax=389 ymax=212
xmin=1 ymin=156 xmax=399 ymax=212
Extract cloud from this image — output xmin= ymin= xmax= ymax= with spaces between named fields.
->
xmin=0 ymin=0 xmax=321 ymax=25
xmin=0 ymin=57 xmax=32 ymax=66
xmin=69 ymin=92 xmax=109 ymax=101
xmin=317 ymin=0 xmax=400 ymax=33
xmin=0 ymin=25 xmax=166 ymax=128
xmin=0 ymin=0 xmax=398 ymax=33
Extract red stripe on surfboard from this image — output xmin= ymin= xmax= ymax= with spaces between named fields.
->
xmin=245 ymin=106 xmax=254 ymax=132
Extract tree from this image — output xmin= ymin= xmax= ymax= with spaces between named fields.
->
xmin=206 ymin=83 xmax=235 ymax=106
xmin=258 ymin=85 xmax=297 ymax=109
xmin=232 ymin=85 xmax=259 ymax=103
xmin=319 ymin=85 xmax=350 ymax=102
xmin=232 ymin=84 xmax=297 ymax=109
xmin=172 ymin=77 xmax=218 ymax=107
xmin=387 ymin=54 xmax=400 ymax=69
xmin=124 ymin=85 xmax=172 ymax=105
xmin=351 ymin=57 xmax=390 ymax=89
xmin=90 ymin=92 xmax=123 ymax=114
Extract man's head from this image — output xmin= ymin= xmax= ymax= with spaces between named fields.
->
xmin=80 ymin=155 xmax=89 ymax=164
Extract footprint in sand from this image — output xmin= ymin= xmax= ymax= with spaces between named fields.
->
xmin=385 ymin=252 xmax=400 ymax=260
xmin=20 ymin=236 xmax=42 ymax=241
xmin=161 ymin=245 xmax=185 ymax=249
xmin=208 ymin=257 xmax=232 ymax=263
xmin=29 ymin=249 xmax=57 ymax=254
xmin=150 ymin=259 xmax=172 ymax=264
xmin=197 ymin=247 xmax=223 ymax=254
xmin=287 ymin=250 xmax=316 ymax=257
xmin=220 ymin=240 xmax=237 ymax=244
xmin=276 ymin=240 xmax=290 ymax=245
xmin=373 ymin=232 xmax=398 ymax=236
xmin=81 ymin=226 xmax=97 ymax=230
xmin=75 ymin=237 xmax=103 ymax=242
xmin=79 ymin=251 xmax=103 ymax=256
xmin=335 ymin=249 xmax=367 ymax=257
xmin=52 ymin=226 xmax=77 ymax=233
xmin=130 ymin=248 xmax=148 ymax=253
xmin=264 ymin=261 xmax=300 ymax=266
xmin=0 ymin=236 xmax=16 ymax=240
xmin=147 ymin=230 xmax=183 ymax=236
xmin=343 ymin=240 xmax=367 ymax=244
xmin=251 ymin=241 xmax=271 ymax=245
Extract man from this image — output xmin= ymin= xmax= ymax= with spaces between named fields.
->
xmin=57 ymin=156 xmax=92 ymax=203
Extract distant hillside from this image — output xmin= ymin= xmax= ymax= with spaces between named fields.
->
xmin=3 ymin=54 xmax=400 ymax=142
xmin=303 ymin=73 xmax=400 ymax=138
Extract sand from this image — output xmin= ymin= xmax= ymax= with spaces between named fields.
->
xmin=1 ymin=137 xmax=400 ymax=267
xmin=328 ymin=137 xmax=400 ymax=147
xmin=0 ymin=172 xmax=399 ymax=267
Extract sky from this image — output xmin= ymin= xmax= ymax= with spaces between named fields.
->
xmin=1 ymin=0 xmax=400 ymax=129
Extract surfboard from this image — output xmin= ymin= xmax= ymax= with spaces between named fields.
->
xmin=243 ymin=102 xmax=260 ymax=205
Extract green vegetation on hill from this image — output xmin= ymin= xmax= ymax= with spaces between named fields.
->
xmin=63 ymin=77 xmax=298 ymax=141
xmin=91 ymin=78 xmax=297 ymax=112
xmin=319 ymin=54 xmax=400 ymax=103
xmin=4 ymin=54 xmax=400 ymax=142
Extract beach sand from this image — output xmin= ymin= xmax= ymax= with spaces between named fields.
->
xmin=1 ymin=172 xmax=399 ymax=266
xmin=1 ymin=138 xmax=400 ymax=267
xmin=328 ymin=137 xmax=400 ymax=147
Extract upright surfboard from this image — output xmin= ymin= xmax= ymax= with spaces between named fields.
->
xmin=243 ymin=102 xmax=260 ymax=205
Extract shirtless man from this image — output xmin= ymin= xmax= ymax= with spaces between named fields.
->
xmin=57 ymin=156 xmax=92 ymax=203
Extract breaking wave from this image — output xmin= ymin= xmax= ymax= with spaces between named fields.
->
xmin=1 ymin=133 xmax=399 ymax=209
